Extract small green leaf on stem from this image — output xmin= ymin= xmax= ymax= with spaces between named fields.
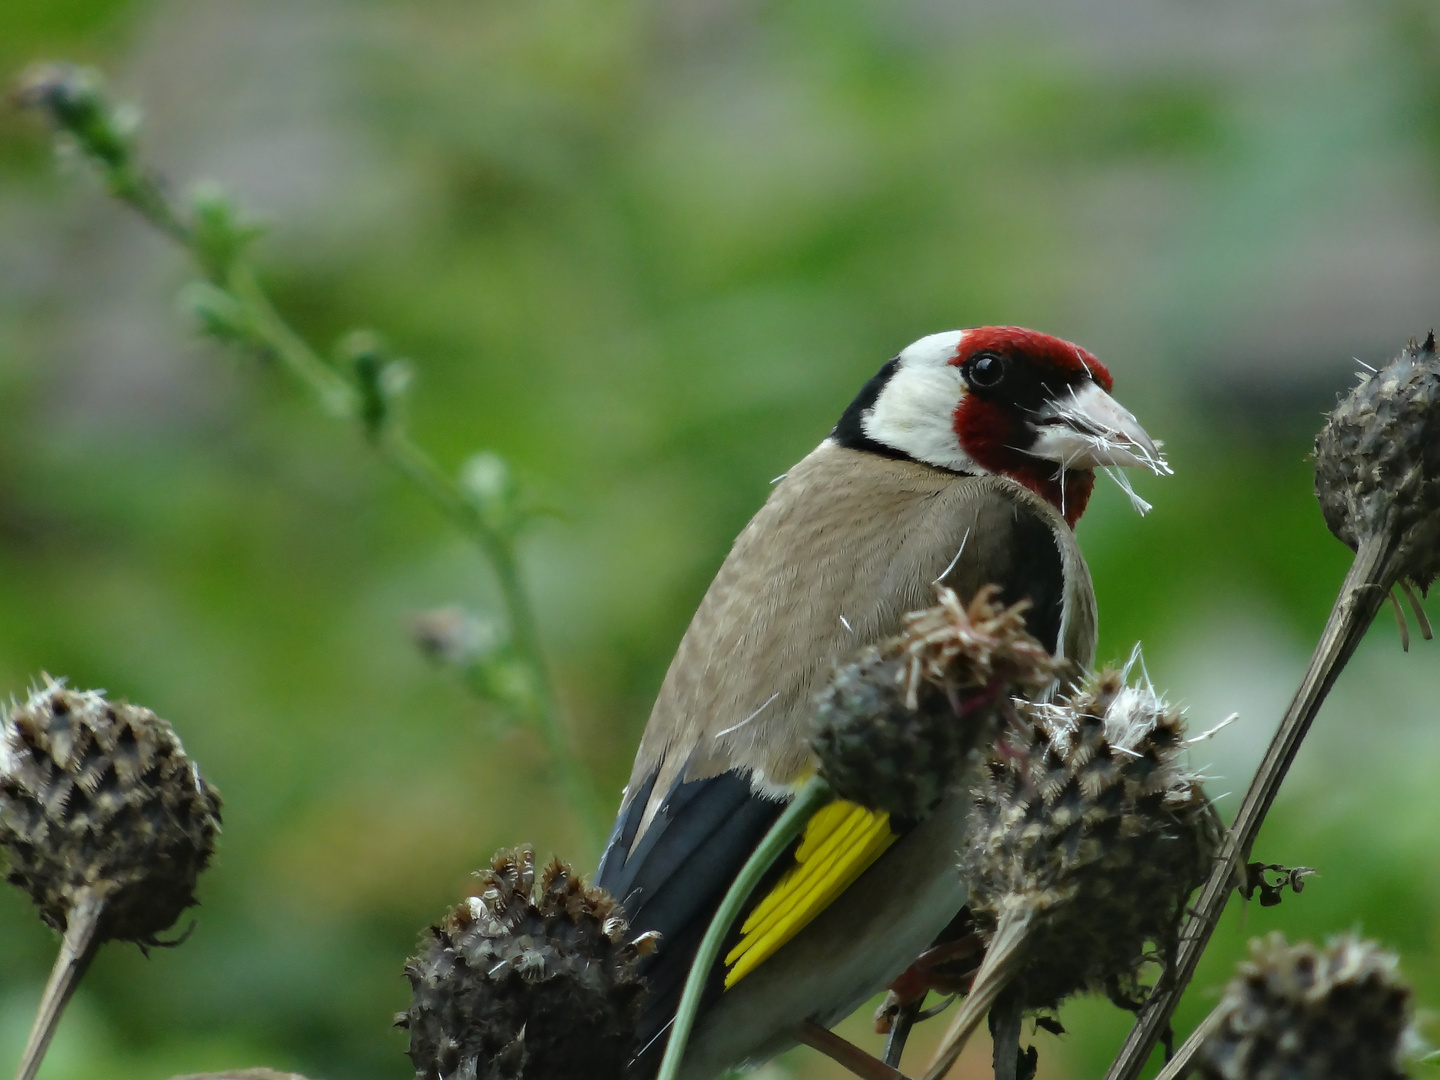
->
xmin=338 ymin=330 xmax=411 ymax=441
xmin=190 ymin=183 xmax=263 ymax=283
xmin=460 ymin=451 xmax=522 ymax=536
xmin=180 ymin=281 xmax=259 ymax=346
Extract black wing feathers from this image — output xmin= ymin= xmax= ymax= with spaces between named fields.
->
xmin=596 ymin=770 xmax=786 ymax=1068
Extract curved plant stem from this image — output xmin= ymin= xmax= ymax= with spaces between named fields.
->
xmin=655 ymin=775 xmax=833 ymax=1080
xmin=15 ymin=889 xmax=105 ymax=1080
xmin=1102 ymin=530 xmax=1404 ymax=1080
xmin=17 ymin=71 xmax=605 ymax=845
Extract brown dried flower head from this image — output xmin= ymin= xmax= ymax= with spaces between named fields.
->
xmin=0 ymin=677 xmax=223 ymax=943
xmin=1195 ymin=934 xmax=1416 ymax=1080
xmin=399 ymin=845 xmax=659 ymax=1080
xmin=961 ymin=662 xmax=1223 ymax=1013
xmin=1314 ymin=332 xmax=1440 ymax=592
xmin=813 ymin=584 xmax=1058 ymax=819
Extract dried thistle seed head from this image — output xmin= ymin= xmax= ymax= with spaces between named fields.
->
xmin=1195 ymin=934 xmax=1416 ymax=1080
xmin=399 ymin=845 xmax=659 ymax=1080
xmin=1315 ymin=333 xmax=1440 ymax=592
xmin=960 ymin=665 xmax=1222 ymax=1013
xmin=813 ymin=585 xmax=1058 ymax=819
xmin=0 ymin=678 xmax=223 ymax=943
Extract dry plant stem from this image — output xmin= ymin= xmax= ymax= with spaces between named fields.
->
xmin=990 ymin=991 xmax=1022 ymax=1080
xmin=1149 ymin=1008 xmax=1224 ymax=1080
xmin=884 ymin=999 xmax=923 ymax=1068
xmin=1400 ymin=581 xmax=1432 ymax=639
xmin=93 ymin=148 xmax=603 ymax=844
xmin=796 ymin=1021 xmax=912 ymax=1080
xmin=924 ymin=905 xmax=1035 ymax=1080
xmin=1388 ymin=591 xmax=1410 ymax=652
xmin=15 ymin=889 xmax=105 ymax=1080
xmin=655 ymin=776 xmax=832 ymax=1080
xmin=1103 ymin=530 xmax=1404 ymax=1080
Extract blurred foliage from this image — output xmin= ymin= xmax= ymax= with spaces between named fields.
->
xmin=0 ymin=2 xmax=1437 ymax=1080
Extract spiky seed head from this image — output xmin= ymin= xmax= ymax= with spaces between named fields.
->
xmin=0 ymin=678 xmax=223 ymax=943
xmin=1314 ymin=333 xmax=1440 ymax=592
xmin=398 ymin=846 xmax=659 ymax=1080
xmin=1195 ymin=934 xmax=1416 ymax=1080
xmin=960 ymin=666 xmax=1222 ymax=1013
xmin=813 ymin=585 xmax=1058 ymax=819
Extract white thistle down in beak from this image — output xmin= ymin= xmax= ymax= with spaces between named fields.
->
xmin=1027 ymin=381 xmax=1171 ymax=514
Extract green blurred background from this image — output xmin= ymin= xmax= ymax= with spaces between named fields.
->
xmin=0 ymin=1 xmax=1437 ymax=1078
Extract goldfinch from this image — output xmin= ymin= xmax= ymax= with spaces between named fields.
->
xmin=595 ymin=326 xmax=1168 ymax=1079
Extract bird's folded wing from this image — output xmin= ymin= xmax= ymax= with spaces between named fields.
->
xmin=595 ymin=770 xmax=899 ymax=1063
xmin=723 ymin=796 xmax=897 ymax=986
xmin=595 ymin=768 xmax=787 ymax=1057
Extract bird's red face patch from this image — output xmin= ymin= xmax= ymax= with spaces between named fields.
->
xmin=949 ymin=327 xmax=1113 ymax=525
xmin=953 ymin=326 xmax=1112 ymax=391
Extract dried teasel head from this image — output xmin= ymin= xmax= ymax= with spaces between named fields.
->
xmin=1 ymin=677 xmax=223 ymax=1080
xmin=0 ymin=678 xmax=222 ymax=943
xmin=923 ymin=661 xmax=1224 ymax=1080
xmin=1194 ymin=934 xmax=1417 ymax=1080
xmin=399 ymin=845 xmax=659 ymax=1080
xmin=1315 ymin=333 xmax=1440 ymax=598
xmin=812 ymin=585 xmax=1058 ymax=820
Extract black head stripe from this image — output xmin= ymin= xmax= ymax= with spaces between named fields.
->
xmin=831 ymin=356 xmax=914 ymax=461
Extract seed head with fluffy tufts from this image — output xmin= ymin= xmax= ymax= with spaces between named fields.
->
xmin=812 ymin=584 xmax=1058 ymax=820
xmin=399 ymin=846 xmax=660 ymax=1080
xmin=1314 ymin=333 xmax=1440 ymax=592
xmin=1195 ymin=934 xmax=1415 ymax=1080
xmin=0 ymin=677 xmax=223 ymax=943
xmin=962 ymin=665 xmax=1223 ymax=1012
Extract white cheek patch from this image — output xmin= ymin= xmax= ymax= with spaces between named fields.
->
xmin=861 ymin=331 xmax=983 ymax=473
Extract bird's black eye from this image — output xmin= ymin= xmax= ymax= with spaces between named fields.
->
xmin=967 ymin=353 xmax=1006 ymax=390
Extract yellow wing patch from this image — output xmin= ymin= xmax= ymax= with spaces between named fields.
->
xmin=723 ymin=799 xmax=897 ymax=988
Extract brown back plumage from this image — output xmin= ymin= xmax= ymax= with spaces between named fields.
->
xmin=625 ymin=440 xmax=1096 ymax=837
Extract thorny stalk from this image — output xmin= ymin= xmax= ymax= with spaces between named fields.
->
xmin=12 ymin=63 xmax=604 ymax=845
xmin=1102 ymin=530 xmax=1407 ymax=1080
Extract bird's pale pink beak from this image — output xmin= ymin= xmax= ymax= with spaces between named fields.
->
xmin=1026 ymin=381 xmax=1171 ymax=476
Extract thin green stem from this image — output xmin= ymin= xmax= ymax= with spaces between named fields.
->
xmin=225 ymin=265 xmax=358 ymax=417
xmin=389 ymin=434 xmax=606 ymax=837
xmin=108 ymin=162 xmax=189 ymax=244
xmin=656 ymin=775 xmax=833 ymax=1080
xmin=32 ymin=84 xmax=605 ymax=847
